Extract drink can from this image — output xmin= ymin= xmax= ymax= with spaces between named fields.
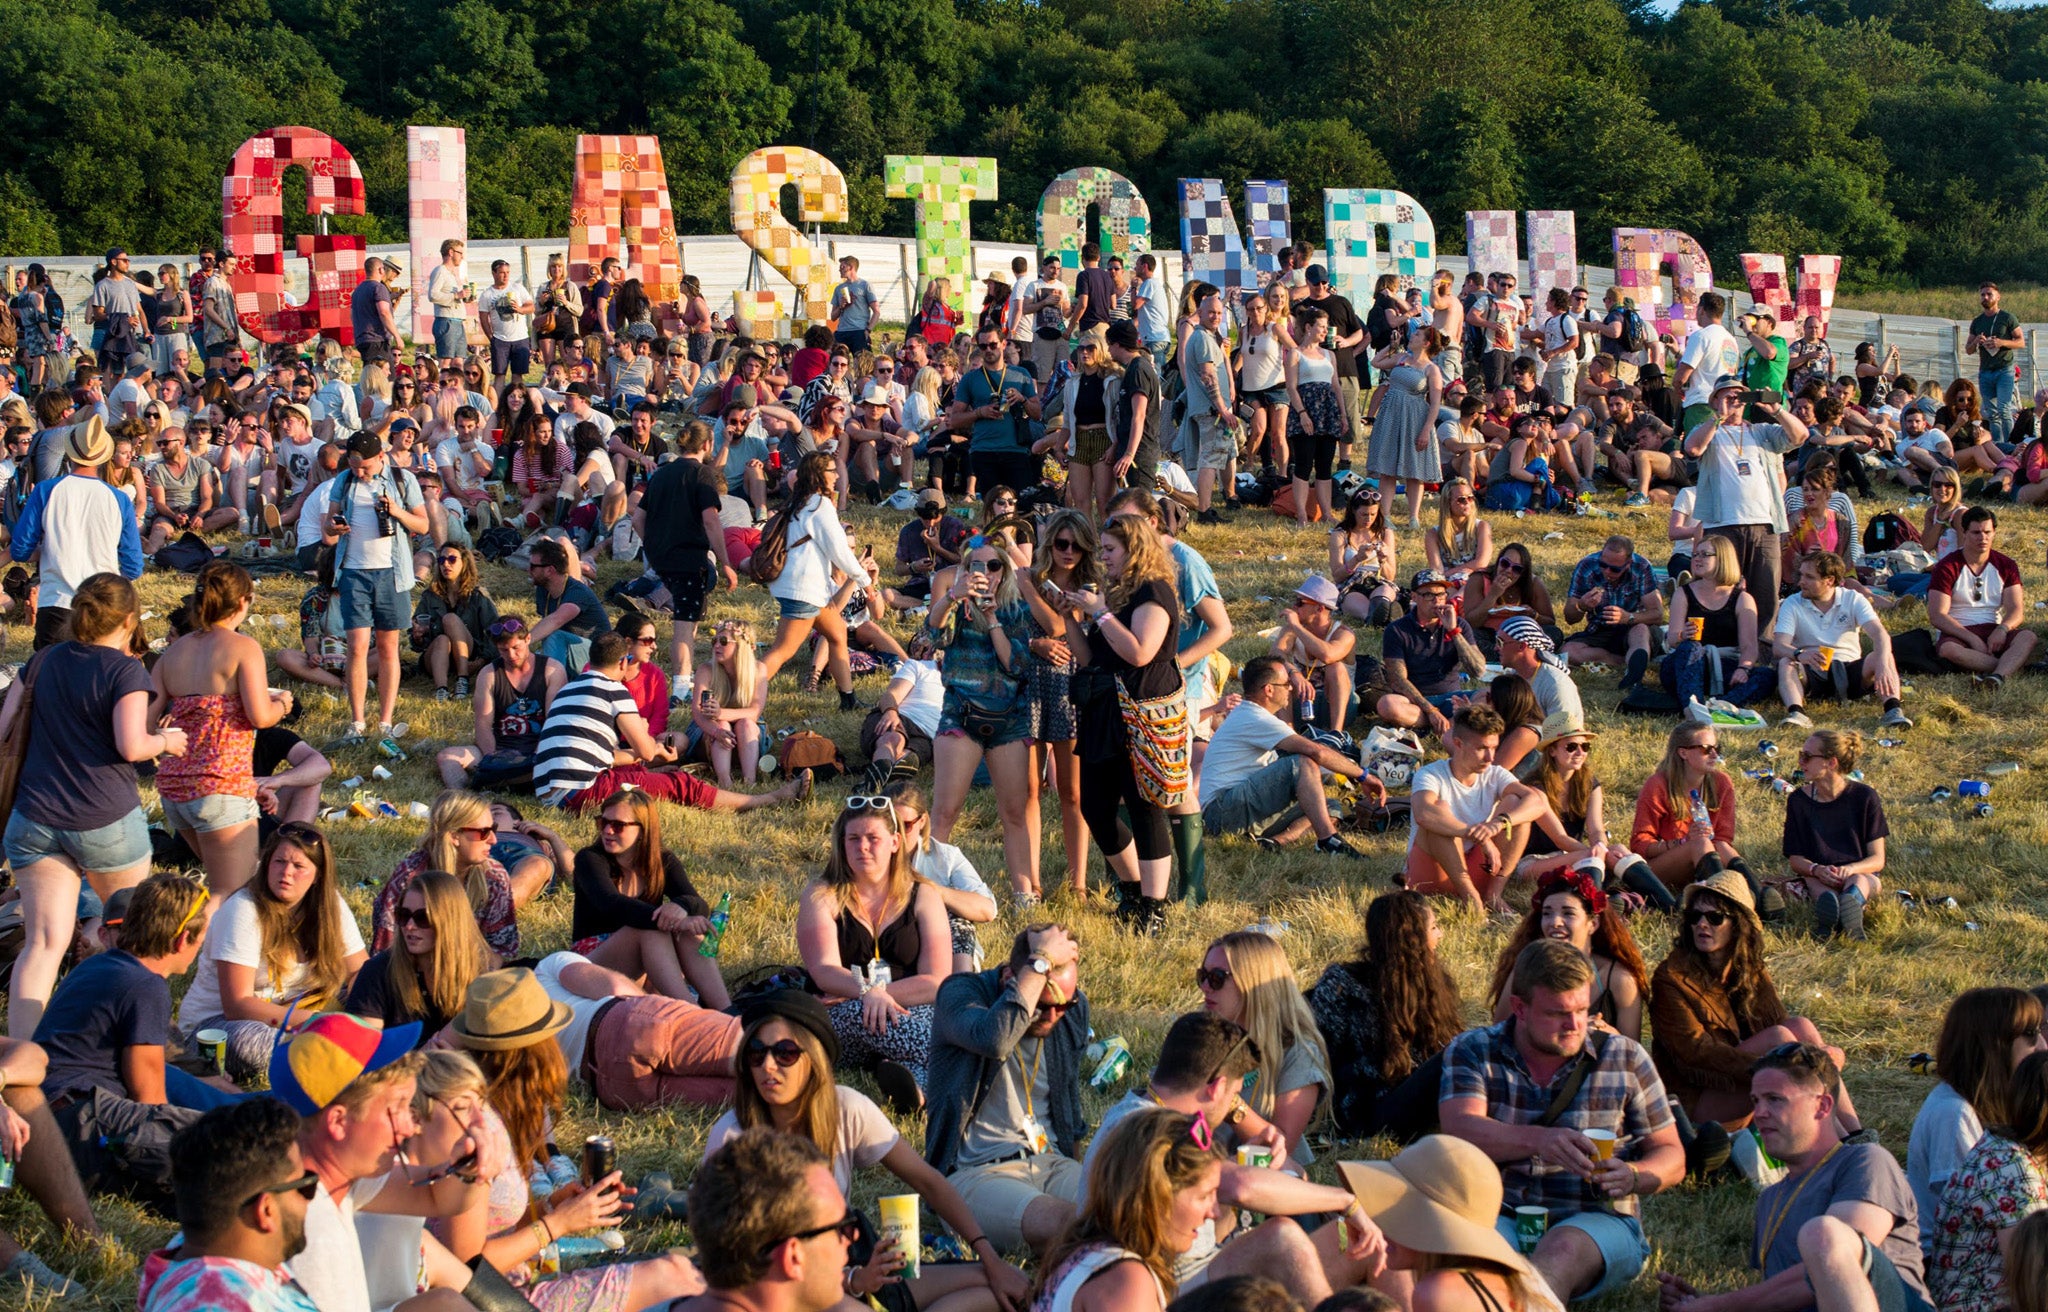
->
xmin=1757 ymin=741 xmax=1779 ymax=758
xmin=582 ymin=1134 xmax=615 ymax=1187
xmin=1974 ymin=802 xmax=1994 ymax=819
xmin=1236 ymin=1144 xmax=1275 ymax=1170
xmin=1959 ymin=779 xmax=1990 ymax=798
xmin=878 ymin=1194 xmax=920 ymax=1280
xmin=1088 ymin=1036 xmax=1132 ymax=1090
xmin=195 ymin=1028 xmax=228 ymax=1077
xmin=1686 ymin=616 xmax=1704 ymax=642
xmin=1513 ymin=1205 xmax=1548 ymax=1254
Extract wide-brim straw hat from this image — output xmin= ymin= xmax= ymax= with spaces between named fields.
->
xmin=1339 ymin=1136 xmax=1548 ymax=1285
xmin=1681 ymin=869 xmax=1760 ymax=929
xmin=450 ymin=968 xmax=574 ymax=1051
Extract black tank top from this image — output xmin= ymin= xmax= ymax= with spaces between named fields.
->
xmin=1686 ymin=581 xmax=1742 ymax=650
xmin=835 ymin=886 xmax=925 ymax=978
xmin=491 ymin=659 xmax=548 ymax=751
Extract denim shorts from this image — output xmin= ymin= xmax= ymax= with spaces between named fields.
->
xmin=1493 ymin=1209 xmax=1647 ymax=1302
xmin=161 ymin=793 xmax=261 ymax=834
xmin=778 ymin=597 xmax=822 ymax=620
xmin=4 ymin=807 xmax=151 ymax=874
xmin=1201 ymin=756 xmax=1304 ymax=835
xmin=337 ymin=567 xmax=411 ymax=632
xmin=432 ymin=318 xmax=468 ymax=360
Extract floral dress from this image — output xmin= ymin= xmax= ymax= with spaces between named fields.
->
xmin=1930 ymin=1132 xmax=2048 ymax=1312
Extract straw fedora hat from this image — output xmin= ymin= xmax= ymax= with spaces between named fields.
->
xmin=1340 ymin=1137 xmax=1563 ymax=1309
xmin=1536 ymin=712 xmax=1596 ymax=750
xmin=1681 ymin=869 xmax=1760 ymax=929
xmin=449 ymin=968 xmax=573 ymax=1051
xmin=65 ymin=415 xmax=111 ymax=467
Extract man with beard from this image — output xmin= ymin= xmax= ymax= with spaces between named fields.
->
xmin=1440 ymin=940 xmax=1686 ymax=1304
xmin=138 ymin=1098 xmax=324 ymax=1312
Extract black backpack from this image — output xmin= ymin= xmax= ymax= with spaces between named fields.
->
xmin=1863 ymin=511 xmax=1920 ymax=555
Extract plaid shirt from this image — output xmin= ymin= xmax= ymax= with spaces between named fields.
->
xmin=1440 ymin=1019 xmax=1674 ymax=1216
xmin=1567 ymin=551 xmax=1658 ymax=618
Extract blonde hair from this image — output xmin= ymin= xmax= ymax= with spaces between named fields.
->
xmin=419 ymin=790 xmax=497 ymax=919
xmin=958 ymin=531 xmax=1024 ymax=613
xmin=1653 ymin=721 xmax=1725 ymax=817
xmin=387 ymin=869 xmax=492 ymax=1027
xmin=1699 ymin=534 xmax=1742 ymax=588
xmin=1436 ymin=478 xmax=1478 ymax=560
xmin=1033 ymin=1109 xmax=1219 ymax=1304
xmin=412 ymin=1049 xmax=488 ymax=1115
xmin=1210 ymin=932 xmax=1329 ymax=1122
xmin=359 ymin=361 xmax=391 ymax=405
xmin=710 ymin=620 xmax=759 ymax=712
xmin=1102 ymin=515 xmax=1175 ymax=611
xmin=820 ymin=806 xmax=916 ymax=922
xmin=910 ymin=366 xmax=942 ymax=414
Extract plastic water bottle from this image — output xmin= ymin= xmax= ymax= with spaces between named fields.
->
xmin=1689 ymin=789 xmax=1712 ymax=829
xmin=698 ymin=891 xmax=732 ymax=959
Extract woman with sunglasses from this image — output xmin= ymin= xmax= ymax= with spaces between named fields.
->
xmin=1307 ymin=890 xmax=1463 ymax=1142
xmin=1487 ymin=866 xmax=1652 ymax=1044
xmin=1194 ymin=932 xmax=1329 ymax=1167
xmin=1909 ymin=988 xmax=2048 ymax=1261
xmin=797 ymin=796 xmax=952 ymax=1093
xmin=706 ymin=990 xmax=1026 ymax=1312
xmin=1630 ymin=721 xmax=1759 ymax=899
xmin=926 ymin=530 xmax=1044 ymax=901
xmin=1514 ymin=715 xmax=1670 ymax=909
xmin=610 ymin=611 xmax=672 ymax=735
xmin=107 ymin=429 xmax=147 ymax=529
xmin=1924 ymin=467 xmax=1965 ymax=557
xmin=1660 ymin=534 xmax=1765 ymax=706
xmin=1029 ymin=1107 xmax=1222 ymax=1312
xmin=1330 ymin=489 xmax=1399 ymax=626
xmin=372 ymin=790 xmax=519 ymax=960
xmin=1650 ymin=871 xmax=1859 ymax=1138
xmin=569 ymin=786 xmax=729 ymax=1010
xmin=690 ymin=619 xmax=768 ymax=788
xmin=411 ymin=546 xmax=499 ymax=703
xmin=1425 ymin=476 xmax=1495 ymax=581
xmin=510 ymin=409 xmax=572 ymax=531
xmin=1016 ymin=510 xmax=1097 ymax=895
xmin=391 ymin=371 xmax=429 ymax=429
xmin=177 ymin=822 xmax=368 ymax=1081
xmin=1462 ymin=542 xmax=1556 ymax=656
xmin=346 ymin=869 xmax=494 ymax=1045
xmin=881 ymin=780 xmax=997 ymax=974
xmin=435 ymin=982 xmax=706 ymax=1311
xmin=434 ymin=615 xmax=564 ymax=790
xmin=150 ymin=560 xmax=294 ymax=904
xmin=1781 ymin=729 xmax=1887 ymax=943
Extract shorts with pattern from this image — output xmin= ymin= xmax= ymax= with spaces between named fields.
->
xmin=826 ymin=998 xmax=934 ymax=1087
xmin=1189 ymin=413 xmax=1239 ymax=472
xmin=660 ymin=560 xmax=716 ymax=625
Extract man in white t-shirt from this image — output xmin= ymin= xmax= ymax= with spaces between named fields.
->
xmin=1198 ymin=656 xmax=1379 ymax=858
xmin=475 ymin=259 xmax=535 ymax=393
xmin=1890 ymin=407 xmax=1953 ymax=490
xmin=108 ymin=360 xmax=153 ymax=422
xmin=318 ymin=432 xmax=429 ymax=745
xmin=1772 ymin=550 xmax=1909 ymax=731
xmin=1684 ymin=373 xmax=1808 ymax=630
xmin=1404 ymin=704 xmax=1578 ymax=911
xmin=1926 ymin=505 xmax=2037 ymax=687
xmin=1671 ymin=290 xmax=1741 ymax=428
xmin=552 ymin=383 xmax=617 ymax=447
xmin=275 ymin=1013 xmax=491 ymax=1312
xmin=861 ymin=657 xmax=944 ymax=789
xmin=430 ymin=407 xmax=495 ymax=525
xmin=1131 ymin=254 xmax=1171 ymax=365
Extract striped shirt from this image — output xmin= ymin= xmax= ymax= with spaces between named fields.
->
xmin=533 ymin=670 xmax=637 ymax=806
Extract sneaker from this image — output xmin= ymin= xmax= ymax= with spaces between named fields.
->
xmin=1729 ymin=1125 xmax=1788 ymax=1187
xmin=874 ymin=1060 xmax=925 ymax=1117
xmin=1812 ymin=889 xmax=1840 ymax=941
xmin=1838 ymin=888 xmax=1868 ymax=942
xmin=433 ymin=686 xmax=451 ymax=703
xmin=330 ymin=722 xmax=367 ymax=749
xmin=4 ymin=1252 xmax=80 ymax=1300
xmin=1196 ymin=508 xmax=1231 ymax=525
xmin=1316 ymin=834 xmax=1368 ymax=860
xmin=1778 ymin=709 xmax=1814 ymax=730
xmin=1881 ymin=704 xmax=1913 ymax=730
xmin=1623 ymin=492 xmax=1651 ymax=507
xmin=1758 ymin=884 xmax=1789 ymax=925
xmin=1975 ymin=673 xmax=2005 ymax=692
xmin=1577 ymin=478 xmax=1596 ymax=496
xmin=889 ymin=757 xmax=921 ymax=783
xmin=261 ymin=499 xmax=282 ymax=533
xmin=1688 ymin=1120 xmax=1734 ymax=1180
xmin=1254 ymin=835 xmax=1283 ymax=853
xmin=454 ymin=676 xmax=469 ymax=699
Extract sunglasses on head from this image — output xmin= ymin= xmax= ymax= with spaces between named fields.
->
xmin=745 ymin=1038 xmax=806 ymax=1068
xmin=1685 ymin=907 xmax=1730 ymax=928
xmin=845 ymin=795 xmax=897 ymax=822
xmin=1195 ymin=965 xmax=1232 ymax=991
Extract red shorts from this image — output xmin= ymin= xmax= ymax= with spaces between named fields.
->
xmin=567 ymin=765 xmax=718 ymax=812
xmin=1399 ymin=839 xmax=1494 ymax=897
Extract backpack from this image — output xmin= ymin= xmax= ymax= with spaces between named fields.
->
xmin=152 ymin=531 xmax=214 ymax=573
xmin=747 ymin=504 xmax=811 ymax=585
xmin=1619 ymin=307 xmax=1651 ymax=355
xmin=775 ymin=729 xmax=844 ymax=780
xmin=1863 ymin=511 xmax=1920 ymax=555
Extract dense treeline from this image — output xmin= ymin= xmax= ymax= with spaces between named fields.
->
xmin=0 ymin=0 xmax=2042 ymax=289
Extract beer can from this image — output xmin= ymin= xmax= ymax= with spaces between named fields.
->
xmin=1088 ymin=1036 xmax=1131 ymax=1091
xmin=1236 ymin=1144 xmax=1275 ymax=1170
xmin=582 ymin=1134 xmax=615 ymax=1187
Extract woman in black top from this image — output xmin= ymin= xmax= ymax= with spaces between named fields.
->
xmin=1060 ymin=514 xmax=1182 ymax=934
xmin=345 ymin=868 xmax=492 ymax=1045
xmin=1782 ymin=728 xmax=1887 ymax=943
xmin=569 ymin=786 xmax=728 ymax=1009
xmin=1660 ymin=534 xmax=1763 ymax=706
xmin=1305 ymin=890 xmax=1462 ymax=1142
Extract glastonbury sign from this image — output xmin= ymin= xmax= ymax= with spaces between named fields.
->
xmin=219 ymin=126 xmax=1840 ymax=346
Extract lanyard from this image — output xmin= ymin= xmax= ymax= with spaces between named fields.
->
xmin=1756 ymin=1140 xmax=1842 ymax=1265
xmin=1019 ymin=1036 xmax=1045 ymax=1123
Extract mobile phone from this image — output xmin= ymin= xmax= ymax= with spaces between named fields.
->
xmin=969 ymin=559 xmax=989 ymax=576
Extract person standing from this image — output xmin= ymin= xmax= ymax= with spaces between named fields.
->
xmin=349 ymin=258 xmax=401 ymax=367
xmin=475 ymin=260 xmax=534 ymax=394
xmin=1023 ymin=258 xmax=1070 ymax=382
xmin=640 ymin=422 xmax=735 ymax=706
xmin=830 ymin=257 xmax=879 ymax=356
xmin=200 ymin=253 xmax=241 ymax=371
xmin=1296 ymin=265 xmax=1366 ymax=469
xmin=949 ymin=330 xmax=1042 ymax=495
xmin=1069 ymin=243 xmax=1118 ymax=336
xmin=1183 ymin=291 xmax=1242 ymax=526
xmin=1683 ymin=375 xmax=1809 ymax=630
xmin=1106 ymin=320 xmax=1163 ymax=489
xmin=8 ymin=418 xmax=144 ymax=650
xmin=426 ymin=239 xmax=475 ymax=369
xmin=1968 ymin=280 xmax=2023 ymax=444
xmin=317 ymin=433 xmax=430 ymax=746
xmin=90 ymin=248 xmax=147 ymax=375
xmin=1672 ymin=292 xmax=1741 ymax=432
xmin=1131 ymin=254 xmax=1171 ymax=370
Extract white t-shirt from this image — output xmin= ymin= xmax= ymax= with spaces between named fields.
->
xmin=533 ymin=951 xmax=608 ymax=1073
xmin=913 ymin=840 xmax=992 ymax=901
xmin=317 ymin=469 xmax=416 ymax=573
xmin=287 ymin=1173 xmax=388 ymax=1312
xmin=432 ymin=437 xmax=490 ymax=494
xmin=108 ymin=377 xmax=149 ymax=419
xmin=554 ymin=407 xmax=616 ymax=446
xmin=1696 ymin=422 xmax=1788 ymax=530
xmin=177 ymin=886 xmax=367 ymax=1030
xmin=1540 ymin=313 xmax=1579 ymax=357
xmin=889 ymin=659 xmax=945 ymax=738
xmin=1773 ymin=587 xmax=1878 ymax=662
xmin=1007 ymin=279 xmax=1040 ymax=342
xmin=1158 ymin=461 xmax=1196 ymax=496
xmin=1407 ymin=761 xmax=1517 ymax=852
xmin=279 ymin=437 xmax=324 ymax=490
xmin=477 ymin=282 xmax=533 ymax=342
xmin=1901 ymin=427 xmax=1949 ymax=457
xmin=1670 ymin=486 xmax=1698 ymax=531
xmin=1678 ymin=323 xmax=1741 ymax=407
xmin=704 ymin=1085 xmax=899 ymax=1198
xmin=1198 ymin=703 xmax=1295 ymax=806
xmin=1134 ymin=275 xmax=1170 ymax=343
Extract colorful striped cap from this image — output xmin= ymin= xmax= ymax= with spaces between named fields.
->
xmin=269 ymin=1013 xmax=422 ymax=1115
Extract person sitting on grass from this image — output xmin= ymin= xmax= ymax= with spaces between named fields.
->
xmin=1782 ymin=729 xmax=1887 ymax=944
xmin=670 ymin=1130 xmax=846 ymax=1312
xmin=1440 ymin=939 xmax=1684 ymax=1306
xmin=1650 ymin=873 xmax=1863 ymax=1158
xmin=860 ymin=655 xmax=944 ymax=789
xmin=883 ymin=781 xmax=1000 ymax=975
xmin=346 ymin=869 xmax=495 ymax=1045
xmin=1269 ymin=576 xmax=1357 ymax=734
xmin=1928 ymin=1050 xmax=2048 ymax=1312
xmin=1560 ymin=535 xmax=1665 ymax=690
xmin=705 ymin=989 xmax=1031 ymax=1312
xmin=1373 ymin=568 xmax=1485 ymax=740
xmin=1926 ymin=505 xmax=2039 ymax=690
xmin=1084 ymin=1012 xmax=1387 ymax=1307
xmin=1662 ymin=535 xmax=1767 ymax=708
xmin=1404 ymin=705 xmax=1582 ymax=912
xmin=433 ymin=615 xmax=565 ymax=791
xmin=410 ymin=544 xmax=498 ymax=704
xmin=275 ymin=544 xmax=347 ymax=691
xmin=532 ymin=631 xmax=813 ymax=815
xmin=371 ymin=790 xmax=518 ymax=960
xmin=1199 ymin=656 xmax=1380 ymax=859
xmin=528 ymin=949 xmax=741 ymax=1111
xmin=1515 ymin=715 xmax=1672 ymax=910
xmin=1192 ymin=931 xmax=1333 ymax=1169
xmin=1630 ymin=721 xmax=1767 ymax=904
xmin=570 ymin=785 xmax=729 ymax=1010
xmin=1654 ymin=1044 xmax=1929 ymax=1312
xmin=253 ymin=726 xmax=334 ymax=828
xmin=1772 ymin=550 xmax=1912 ymax=733
xmin=689 ymin=618 xmax=769 ymax=789
xmin=1488 ymin=865 xmax=1652 ymax=1044
xmin=1907 ymin=987 xmax=2046 ymax=1259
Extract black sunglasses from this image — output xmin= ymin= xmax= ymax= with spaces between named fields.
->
xmin=758 ymin=1214 xmax=861 ymax=1259
xmin=746 ymin=1038 xmax=806 ymax=1068
xmin=244 ymin=1170 xmax=320 ymax=1209
xmin=396 ymin=906 xmax=433 ymax=929
xmin=1051 ymin=538 xmax=1080 ymax=552
xmin=1195 ymin=966 xmax=1233 ymax=991
xmin=1685 ymin=907 xmax=1730 ymax=928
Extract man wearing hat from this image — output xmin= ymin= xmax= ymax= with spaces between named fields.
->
xmin=1270 ymin=575 xmax=1358 ymax=733
xmin=316 ymin=430 xmax=430 ymax=745
xmin=1499 ymin=615 xmax=1582 ymax=726
xmin=1200 ymin=655 xmax=1379 ymax=858
xmin=1440 ymin=939 xmax=1685 ymax=1304
xmin=846 ymin=379 xmax=911 ymax=500
xmin=8 ymin=413 xmax=143 ymax=649
xmin=276 ymin=1014 xmax=492 ymax=1312
xmin=1375 ymin=568 xmax=1485 ymax=740
xmin=1562 ymin=535 xmax=1665 ymax=690
xmin=1683 ymin=368 xmax=1809 ymax=631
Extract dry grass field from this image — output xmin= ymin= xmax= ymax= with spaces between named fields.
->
xmin=10 ymin=477 xmax=2048 ymax=1310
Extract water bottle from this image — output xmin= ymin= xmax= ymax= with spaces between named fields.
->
xmin=698 ymin=891 xmax=732 ymax=959
xmin=1689 ymin=788 xmax=1712 ymax=830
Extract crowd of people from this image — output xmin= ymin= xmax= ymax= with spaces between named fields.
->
xmin=0 ymin=242 xmax=2035 ymax=1312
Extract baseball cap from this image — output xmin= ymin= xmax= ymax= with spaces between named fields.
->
xmin=916 ymin=487 xmax=946 ymax=510
xmin=727 ymin=384 xmax=759 ymax=411
xmin=105 ymin=247 xmax=127 ymax=263
xmin=345 ymin=431 xmax=385 ymax=460
xmin=1410 ymin=568 xmax=1451 ymax=592
xmin=1294 ymin=576 xmax=1340 ymax=608
xmin=100 ymin=887 xmax=134 ymax=929
xmin=270 ymin=1013 xmax=422 ymax=1115
xmin=387 ymin=416 xmax=419 ymax=435
xmin=1305 ymin=264 xmax=1330 ymax=285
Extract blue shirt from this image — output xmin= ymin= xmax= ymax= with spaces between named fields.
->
xmin=955 ymin=365 xmax=1036 ymax=454
xmin=35 ymin=949 xmax=170 ymax=1098
xmin=1172 ymin=540 xmax=1220 ymax=657
xmin=1566 ymin=551 xmax=1658 ymax=618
